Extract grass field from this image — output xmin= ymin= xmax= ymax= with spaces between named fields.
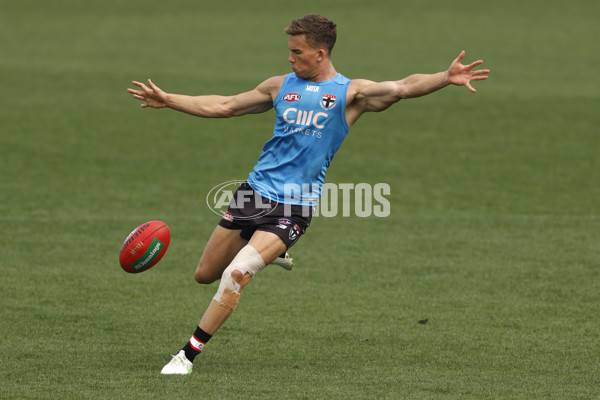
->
xmin=1 ymin=0 xmax=599 ymax=399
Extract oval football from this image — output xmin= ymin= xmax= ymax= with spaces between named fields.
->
xmin=119 ymin=221 xmax=171 ymax=273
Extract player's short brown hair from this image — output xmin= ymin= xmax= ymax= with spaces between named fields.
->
xmin=284 ymin=14 xmax=337 ymax=55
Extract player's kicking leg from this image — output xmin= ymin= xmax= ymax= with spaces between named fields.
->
xmin=271 ymin=251 xmax=294 ymax=270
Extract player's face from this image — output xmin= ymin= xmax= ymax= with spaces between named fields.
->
xmin=288 ymin=34 xmax=321 ymax=81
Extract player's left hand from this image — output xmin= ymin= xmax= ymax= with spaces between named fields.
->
xmin=447 ymin=50 xmax=490 ymax=93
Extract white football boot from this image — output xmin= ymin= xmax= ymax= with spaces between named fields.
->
xmin=270 ymin=252 xmax=294 ymax=270
xmin=160 ymin=350 xmax=193 ymax=375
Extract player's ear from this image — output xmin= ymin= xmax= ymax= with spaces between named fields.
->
xmin=317 ymin=48 xmax=327 ymax=62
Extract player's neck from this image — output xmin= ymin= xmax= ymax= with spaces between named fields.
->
xmin=308 ymin=62 xmax=337 ymax=82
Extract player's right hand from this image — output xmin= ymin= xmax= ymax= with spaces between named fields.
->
xmin=127 ymin=79 xmax=168 ymax=108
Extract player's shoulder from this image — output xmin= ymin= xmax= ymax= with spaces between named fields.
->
xmin=347 ymin=79 xmax=376 ymax=100
xmin=259 ymin=74 xmax=288 ymax=89
xmin=256 ymin=74 xmax=288 ymax=96
xmin=348 ymin=78 xmax=376 ymax=91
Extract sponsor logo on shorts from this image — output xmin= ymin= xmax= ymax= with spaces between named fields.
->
xmin=222 ymin=211 xmax=234 ymax=222
xmin=278 ymin=218 xmax=292 ymax=225
xmin=276 ymin=224 xmax=288 ymax=230
xmin=288 ymin=224 xmax=300 ymax=241
xmin=283 ymin=93 xmax=301 ymax=102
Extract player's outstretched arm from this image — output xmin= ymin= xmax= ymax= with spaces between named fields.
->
xmin=347 ymin=51 xmax=489 ymax=125
xmin=127 ymin=76 xmax=284 ymax=118
xmin=394 ymin=50 xmax=489 ymax=97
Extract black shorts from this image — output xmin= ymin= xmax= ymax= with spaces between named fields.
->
xmin=217 ymin=182 xmax=314 ymax=249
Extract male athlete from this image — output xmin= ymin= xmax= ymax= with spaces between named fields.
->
xmin=127 ymin=14 xmax=489 ymax=374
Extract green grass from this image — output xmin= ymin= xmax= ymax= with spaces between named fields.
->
xmin=1 ymin=0 xmax=599 ymax=399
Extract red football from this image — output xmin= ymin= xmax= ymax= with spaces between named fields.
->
xmin=119 ymin=221 xmax=171 ymax=273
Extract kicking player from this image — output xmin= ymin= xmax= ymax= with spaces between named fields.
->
xmin=127 ymin=14 xmax=489 ymax=374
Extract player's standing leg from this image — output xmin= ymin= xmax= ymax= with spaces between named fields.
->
xmin=161 ymin=229 xmax=286 ymax=374
xmin=197 ymin=230 xmax=286 ymax=332
xmin=160 ymin=226 xmax=246 ymax=375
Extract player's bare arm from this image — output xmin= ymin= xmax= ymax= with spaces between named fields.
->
xmin=346 ymin=50 xmax=489 ymax=126
xmin=127 ymin=75 xmax=286 ymax=118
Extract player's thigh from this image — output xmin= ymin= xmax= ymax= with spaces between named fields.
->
xmin=195 ymin=226 xmax=248 ymax=284
xmin=248 ymin=230 xmax=287 ymax=266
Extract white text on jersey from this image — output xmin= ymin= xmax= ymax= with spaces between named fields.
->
xmin=283 ymin=108 xmax=328 ymax=129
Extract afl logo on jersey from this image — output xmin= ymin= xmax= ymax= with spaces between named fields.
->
xmin=284 ymin=93 xmax=301 ymax=102
xmin=320 ymin=94 xmax=337 ymax=110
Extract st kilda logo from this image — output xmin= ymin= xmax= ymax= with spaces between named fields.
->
xmin=320 ymin=94 xmax=336 ymax=110
xmin=284 ymin=93 xmax=301 ymax=102
xmin=288 ymin=224 xmax=301 ymax=241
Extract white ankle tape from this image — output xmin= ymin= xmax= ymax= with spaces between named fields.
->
xmin=213 ymin=245 xmax=265 ymax=303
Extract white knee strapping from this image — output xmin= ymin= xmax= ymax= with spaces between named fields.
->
xmin=213 ymin=245 xmax=266 ymax=303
